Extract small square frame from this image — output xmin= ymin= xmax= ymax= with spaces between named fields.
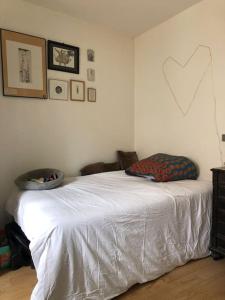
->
xmin=87 ymin=68 xmax=95 ymax=82
xmin=49 ymin=79 xmax=68 ymax=101
xmin=87 ymin=49 xmax=95 ymax=62
xmin=87 ymin=88 xmax=96 ymax=102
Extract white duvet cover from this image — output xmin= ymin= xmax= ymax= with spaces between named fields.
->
xmin=6 ymin=171 xmax=212 ymax=300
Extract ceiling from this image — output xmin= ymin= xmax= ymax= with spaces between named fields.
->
xmin=26 ymin=0 xmax=203 ymax=37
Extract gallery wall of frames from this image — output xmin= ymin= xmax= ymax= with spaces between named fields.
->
xmin=0 ymin=29 xmax=96 ymax=102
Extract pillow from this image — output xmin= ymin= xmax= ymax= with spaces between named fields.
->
xmin=117 ymin=150 xmax=138 ymax=170
xmin=126 ymin=153 xmax=198 ymax=182
xmin=103 ymin=162 xmax=120 ymax=172
xmin=80 ymin=162 xmax=105 ymax=176
xmin=80 ymin=162 xmax=120 ymax=176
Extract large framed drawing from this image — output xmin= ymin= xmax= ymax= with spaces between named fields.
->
xmin=0 ymin=29 xmax=47 ymax=98
xmin=48 ymin=40 xmax=79 ymax=74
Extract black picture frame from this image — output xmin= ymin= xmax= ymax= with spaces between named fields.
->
xmin=48 ymin=40 xmax=79 ymax=74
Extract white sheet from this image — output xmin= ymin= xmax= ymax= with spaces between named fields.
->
xmin=6 ymin=171 xmax=212 ymax=300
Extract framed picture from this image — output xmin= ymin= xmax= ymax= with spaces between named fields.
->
xmin=48 ymin=40 xmax=79 ymax=74
xmin=87 ymin=68 xmax=95 ymax=81
xmin=87 ymin=49 xmax=95 ymax=62
xmin=87 ymin=88 xmax=96 ymax=102
xmin=70 ymin=80 xmax=85 ymax=101
xmin=0 ymin=29 xmax=47 ymax=98
xmin=49 ymin=79 xmax=68 ymax=101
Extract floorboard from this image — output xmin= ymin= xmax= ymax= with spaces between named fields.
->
xmin=0 ymin=257 xmax=225 ymax=300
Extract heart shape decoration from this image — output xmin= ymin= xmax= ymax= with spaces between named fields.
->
xmin=162 ymin=45 xmax=211 ymax=116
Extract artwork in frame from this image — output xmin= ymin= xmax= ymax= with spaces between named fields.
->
xmin=87 ymin=49 xmax=95 ymax=62
xmin=49 ymin=79 xmax=68 ymax=101
xmin=0 ymin=29 xmax=47 ymax=98
xmin=70 ymin=80 xmax=85 ymax=101
xmin=87 ymin=88 xmax=96 ymax=102
xmin=48 ymin=40 xmax=79 ymax=74
xmin=87 ymin=68 xmax=95 ymax=81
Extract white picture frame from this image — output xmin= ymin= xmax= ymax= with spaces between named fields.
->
xmin=87 ymin=68 xmax=95 ymax=82
xmin=70 ymin=80 xmax=85 ymax=101
xmin=49 ymin=79 xmax=68 ymax=100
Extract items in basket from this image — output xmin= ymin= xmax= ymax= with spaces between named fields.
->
xmin=31 ymin=173 xmax=58 ymax=184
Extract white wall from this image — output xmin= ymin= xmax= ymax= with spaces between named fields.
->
xmin=135 ymin=0 xmax=225 ymax=180
xmin=0 ymin=0 xmax=134 ymax=226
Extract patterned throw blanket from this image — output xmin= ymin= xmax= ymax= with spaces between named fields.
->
xmin=126 ymin=153 xmax=198 ymax=182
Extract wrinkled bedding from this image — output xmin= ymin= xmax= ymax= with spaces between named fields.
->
xmin=6 ymin=171 xmax=212 ymax=300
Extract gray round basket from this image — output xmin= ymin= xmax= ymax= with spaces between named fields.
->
xmin=15 ymin=168 xmax=64 ymax=190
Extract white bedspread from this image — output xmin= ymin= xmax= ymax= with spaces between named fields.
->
xmin=6 ymin=171 xmax=212 ymax=300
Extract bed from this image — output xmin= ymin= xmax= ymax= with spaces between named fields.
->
xmin=5 ymin=170 xmax=212 ymax=300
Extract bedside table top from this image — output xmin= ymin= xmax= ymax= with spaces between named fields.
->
xmin=211 ymin=167 xmax=225 ymax=172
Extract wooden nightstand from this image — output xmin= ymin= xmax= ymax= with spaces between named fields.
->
xmin=210 ymin=168 xmax=225 ymax=260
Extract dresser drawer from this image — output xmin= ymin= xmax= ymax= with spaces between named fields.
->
xmin=218 ymin=197 xmax=225 ymax=210
xmin=218 ymin=207 xmax=225 ymax=219
xmin=217 ymin=221 xmax=225 ymax=235
xmin=218 ymin=172 xmax=225 ymax=186
xmin=216 ymin=234 xmax=225 ymax=249
xmin=218 ymin=191 xmax=225 ymax=202
xmin=211 ymin=168 xmax=225 ymax=258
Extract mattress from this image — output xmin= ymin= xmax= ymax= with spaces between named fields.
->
xmin=5 ymin=171 xmax=212 ymax=300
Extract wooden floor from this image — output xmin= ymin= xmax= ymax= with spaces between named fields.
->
xmin=0 ymin=257 xmax=225 ymax=300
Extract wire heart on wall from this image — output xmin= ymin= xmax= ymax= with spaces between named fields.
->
xmin=162 ymin=44 xmax=223 ymax=164
xmin=162 ymin=45 xmax=211 ymax=116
